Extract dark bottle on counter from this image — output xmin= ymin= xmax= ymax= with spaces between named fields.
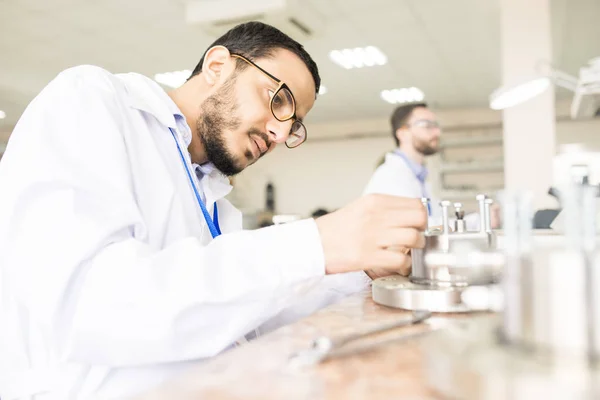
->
xmin=266 ymin=182 xmax=275 ymax=212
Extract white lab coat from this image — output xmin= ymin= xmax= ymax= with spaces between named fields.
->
xmin=0 ymin=65 xmax=370 ymax=400
xmin=364 ymin=152 xmax=479 ymax=229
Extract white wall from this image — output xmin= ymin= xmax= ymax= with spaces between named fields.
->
xmin=0 ymin=128 xmax=11 ymax=155
xmin=231 ymin=105 xmax=600 ymax=219
xmin=230 ymin=135 xmax=393 ymax=217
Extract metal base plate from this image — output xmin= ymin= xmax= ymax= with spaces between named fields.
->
xmin=422 ymin=316 xmax=600 ymax=399
xmin=372 ymin=275 xmax=491 ymax=313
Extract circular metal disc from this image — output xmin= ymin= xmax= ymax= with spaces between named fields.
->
xmin=371 ymin=275 xmax=474 ymax=312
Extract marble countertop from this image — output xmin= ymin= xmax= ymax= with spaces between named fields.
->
xmin=138 ymin=290 xmax=473 ymax=400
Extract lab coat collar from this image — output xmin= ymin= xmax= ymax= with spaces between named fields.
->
xmin=118 ymin=72 xmax=182 ymax=131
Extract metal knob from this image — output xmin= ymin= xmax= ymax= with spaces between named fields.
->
xmin=453 ymin=202 xmax=466 ymax=233
xmin=453 ymin=202 xmax=464 ymax=220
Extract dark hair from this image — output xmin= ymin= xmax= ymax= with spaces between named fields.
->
xmin=390 ymin=102 xmax=428 ymax=146
xmin=311 ymin=208 xmax=329 ymax=218
xmin=190 ymin=22 xmax=320 ymax=96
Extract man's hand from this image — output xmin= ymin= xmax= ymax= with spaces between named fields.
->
xmin=315 ymin=194 xmax=427 ymax=278
xmin=364 ymin=246 xmax=412 ymax=279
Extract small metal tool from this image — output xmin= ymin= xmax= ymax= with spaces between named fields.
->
xmin=288 ymin=311 xmax=431 ymax=367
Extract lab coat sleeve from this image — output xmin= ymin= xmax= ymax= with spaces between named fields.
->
xmin=4 ymin=66 xmax=325 ymax=366
xmin=253 ymin=270 xmax=371 ymax=336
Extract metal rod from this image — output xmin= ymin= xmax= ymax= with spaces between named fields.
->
xmin=330 ymin=311 xmax=431 ymax=348
xmin=421 ymin=197 xmax=431 ymax=232
xmin=484 ymin=198 xmax=494 ymax=232
xmin=440 ymin=200 xmax=451 ymax=234
xmin=476 ymin=194 xmax=487 ymax=233
xmin=288 ymin=311 xmax=432 ymax=367
xmin=582 ymin=186 xmax=598 ymax=364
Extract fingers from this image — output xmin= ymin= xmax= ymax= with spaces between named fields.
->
xmin=367 ymin=250 xmax=412 ymax=276
xmin=321 ymin=194 xmax=429 ymax=276
xmin=361 ymin=194 xmax=429 ymax=230
xmin=377 ymin=228 xmax=425 ymax=249
xmin=375 ymin=208 xmax=428 ymax=230
xmin=398 ymin=254 xmax=412 ymax=276
xmin=365 ymin=194 xmax=425 ymax=210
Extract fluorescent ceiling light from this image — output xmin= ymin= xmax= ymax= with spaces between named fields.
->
xmin=489 ymin=77 xmax=551 ymax=110
xmin=154 ymin=70 xmax=192 ymax=88
xmin=490 ymin=58 xmax=600 ymax=120
xmin=329 ymin=46 xmax=387 ymax=69
xmin=0 ymin=110 xmax=5 ymax=119
xmin=318 ymin=85 xmax=327 ymax=95
xmin=489 ymin=60 xmax=579 ymax=110
xmin=380 ymin=87 xmax=425 ymax=104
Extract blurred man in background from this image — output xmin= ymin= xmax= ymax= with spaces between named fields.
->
xmin=365 ymin=103 xmax=443 ymax=220
xmin=364 ymin=103 xmax=498 ymax=229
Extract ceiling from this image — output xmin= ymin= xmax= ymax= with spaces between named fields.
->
xmin=0 ymin=0 xmax=599 ymax=131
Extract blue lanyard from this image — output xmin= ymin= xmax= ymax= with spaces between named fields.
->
xmin=169 ymin=127 xmax=221 ymax=238
xmin=393 ymin=151 xmax=431 ymax=216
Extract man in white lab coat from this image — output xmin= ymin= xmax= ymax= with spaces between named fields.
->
xmin=364 ymin=103 xmax=498 ymax=229
xmin=0 ymin=22 xmax=427 ymax=399
xmin=364 ymin=103 xmax=445 ymax=218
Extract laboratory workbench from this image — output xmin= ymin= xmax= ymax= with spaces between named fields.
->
xmin=138 ymin=290 xmax=477 ymax=400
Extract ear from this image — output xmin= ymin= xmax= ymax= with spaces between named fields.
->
xmin=200 ymin=45 xmax=232 ymax=86
xmin=395 ymin=127 xmax=407 ymax=145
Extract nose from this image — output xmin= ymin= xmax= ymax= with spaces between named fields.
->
xmin=266 ymin=117 xmax=294 ymax=145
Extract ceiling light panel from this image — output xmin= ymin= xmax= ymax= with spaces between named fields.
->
xmin=380 ymin=87 xmax=425 ymax=104
xmin=329 ymin=46 xmax=387 ymax=69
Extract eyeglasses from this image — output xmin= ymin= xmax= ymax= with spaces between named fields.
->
xmin=407 ymin=119 xmax=441 ymax=130
xmin=230 ymin=53 xmax=307 ymax=149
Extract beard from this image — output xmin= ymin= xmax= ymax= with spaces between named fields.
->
xmin=195 ymin=74 xmax=245 ymax=176
xmin=413 ymin=137 xmax=439 ymax=156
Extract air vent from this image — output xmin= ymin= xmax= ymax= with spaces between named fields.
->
xmin=185 ymin=0 xmax=324 ymax=40
xmin=210 ymin=14 xmax=267 ymax=27
xmin=287 ymin=17 xmax=312 ymax=36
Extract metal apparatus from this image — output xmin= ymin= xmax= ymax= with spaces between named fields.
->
xmin=424 ymin=185 xmax=600 ymax=399
xmin=372 ymin=194 xmax=502 ymax=312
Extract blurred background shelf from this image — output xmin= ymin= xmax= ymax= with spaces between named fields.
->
xmin=430 ymin=124 xmax=505 ymax=210
xmin=439 ymin=160 xmax=504 ymax=173
xmin=440 ymin=136 xmax=503 ymax=149
xmin=440 ymin=189 xmax=504 ymax=200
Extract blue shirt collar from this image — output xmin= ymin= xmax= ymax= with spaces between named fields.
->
xmin=393 ymin=150 xmax=428 ymax=183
